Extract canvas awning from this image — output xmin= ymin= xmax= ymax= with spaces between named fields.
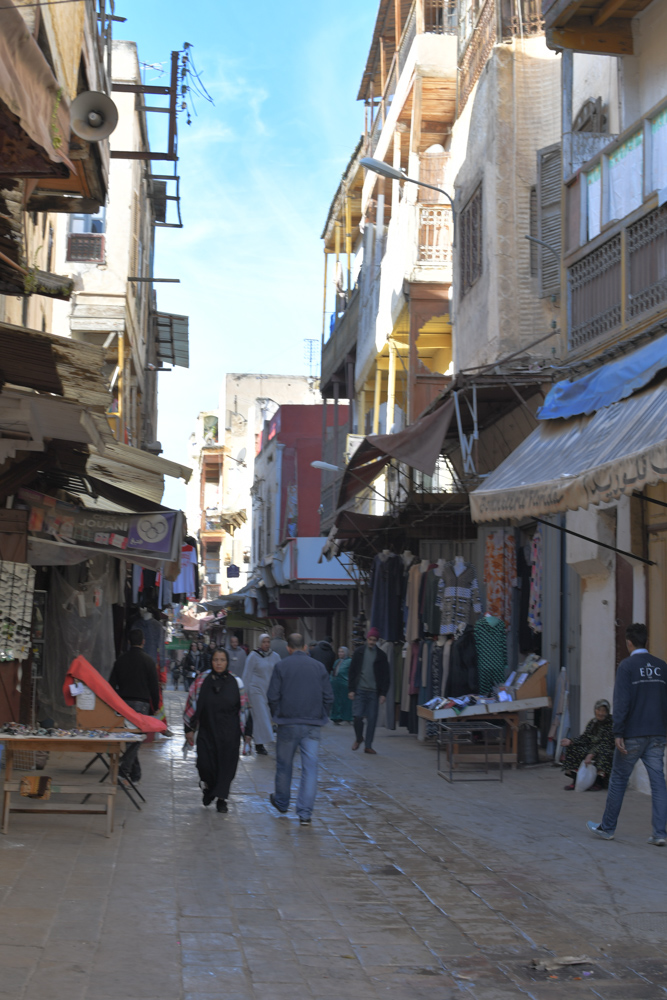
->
xmin=470 ymin=380 xmax=667 ymax=523
xmin=0 ymin=1 xmax=73 ymax=174
xmin=337 ymin=398 xmax=455 ymax=508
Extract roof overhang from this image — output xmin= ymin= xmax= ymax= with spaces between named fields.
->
xmin=542 ymin=0 xmax=654 ymax=54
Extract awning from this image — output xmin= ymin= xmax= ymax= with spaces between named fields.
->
xmin=539 ymin=333 xmax=667 ymax=420
xmin=470 ymin=381 xmax=667 ymax=523
xmin=0 ymin=2 xmax=73 ymax=174
xmin=337 ymin=398 xmax=455 ymax=508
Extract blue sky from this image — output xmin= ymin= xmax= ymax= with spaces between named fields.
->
xmin=114 ymin=1 xmax=375 ymax=508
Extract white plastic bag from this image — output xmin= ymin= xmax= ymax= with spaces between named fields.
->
xmin=575 ymin=761 xmax=597 ymax=792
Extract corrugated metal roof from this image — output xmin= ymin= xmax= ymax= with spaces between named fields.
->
xmin=470 ymin=380 xmax=667 ymax=523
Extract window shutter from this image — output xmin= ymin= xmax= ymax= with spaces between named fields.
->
xmin=537 ymin=144 xmax=562 ymax=298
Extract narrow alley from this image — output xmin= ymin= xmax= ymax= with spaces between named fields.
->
xmin=1 ymin=693 xmax=666 ymax=1000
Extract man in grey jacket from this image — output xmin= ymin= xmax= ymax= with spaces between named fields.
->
xmin=267 ymin=633 xmax=333 ymax=825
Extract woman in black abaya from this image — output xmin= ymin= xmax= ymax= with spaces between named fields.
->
xmin=184 ymin=648 xmax=247 ymax=813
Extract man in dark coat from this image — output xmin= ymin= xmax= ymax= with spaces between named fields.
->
xmin=310 ymin=637 xmax=336 ymax=674
xmin=109 ymin=628 xmax=159 ymax=781
xmin=588 ymin=622 xmax=667 ymax=845
xmin=347 ymin=627 xmax=390 ymax=754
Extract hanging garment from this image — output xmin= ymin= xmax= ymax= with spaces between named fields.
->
xmin=445 ymin=625 xmax=479 ymax=697
xmin=437 ymin=564 xmax=482 ymax=635
xmin=518 ymin=544 xmax=541 ymax=655
xmin=370 ymin=553 xmax=404 ymax=642
xmin=484 ymin=530 xmax=516 ymax=624
xmin=173 ymin=543 xmax=197 ymax=599
xmin=528 ymin=525 xmax=543 ymax=633
xmin=474 ymin=616 xmax=508 ymax=695
xmin=441 ymin=639 xmax=453 ymax=697
xmin=405 ymin=563 xmax=424 ymax=643
xmin=422 ymin=567 xmax=441 ymax=636
xmin=132 ymin=615 xmax=165 ymax=666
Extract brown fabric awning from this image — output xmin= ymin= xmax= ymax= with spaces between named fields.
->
xmin=0 ymin=2 xmax=73 ymax=174
xmin=337 ymin=399 xmax=455 ymax=508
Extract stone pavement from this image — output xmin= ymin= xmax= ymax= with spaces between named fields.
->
xmin=1 ymin=690 xmax=667 ymax=1000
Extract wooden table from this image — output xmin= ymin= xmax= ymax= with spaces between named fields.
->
xmin=417 ymin=696 xmax=551 ymax=766
xmin=0 ymin=734 xmax=143 ymax=837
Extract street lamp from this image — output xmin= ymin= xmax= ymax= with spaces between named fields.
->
xmin=311 ymin=460 xmax=341 ymax=473
xmin=360 ymin=156 xmax=456 ymax=243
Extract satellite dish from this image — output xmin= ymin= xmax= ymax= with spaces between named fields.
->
xmin=236 ymin=448 xmax=247 ymax=464
xmin=70 ymin=91 xmax=119 ymax=141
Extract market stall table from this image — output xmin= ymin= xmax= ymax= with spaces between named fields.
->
xmin=417 ymin=695 xmax=551 ymax=767
xmin=0 ymin=733 xmax=144 ymax=837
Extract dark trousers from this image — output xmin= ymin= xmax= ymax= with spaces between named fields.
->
xmin=353 ymin=689 xmax=379 ymax=749
xmin=120 ymin=700 xmax=151 ymax=780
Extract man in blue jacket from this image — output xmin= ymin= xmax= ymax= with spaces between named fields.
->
xmin=267 ymin=633 xmax=333 ymax=826
xmin=588 ymin=622 xmax=667 ymax=845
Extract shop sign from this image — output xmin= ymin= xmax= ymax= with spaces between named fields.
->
xmin=18 ymin=489 xmax=182 ymax=562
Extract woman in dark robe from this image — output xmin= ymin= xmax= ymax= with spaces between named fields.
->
xmin=561 ymin=698 xmax=614 ymax=790
xmin=184 ymin=648 xmax=247 ymax=812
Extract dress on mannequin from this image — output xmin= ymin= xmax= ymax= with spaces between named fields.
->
xmin=437 ymin=563 xmax=481 ymax=635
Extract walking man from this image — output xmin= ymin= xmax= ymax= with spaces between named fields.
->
xmin=587 ymin=622 xmax=667 ymax=845
xmin=267 ymin=633 xmax=332 ymax=825
xmin=109 ymin=628 xmax=160 ymax=782
xmin=348 ymin=627 xmax=390 ymax=755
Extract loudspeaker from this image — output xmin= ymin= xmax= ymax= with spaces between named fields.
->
xmin=70 ymin=91 xmax=119 ymax=142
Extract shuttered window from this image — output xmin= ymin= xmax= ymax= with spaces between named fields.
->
xmin=537 ymin=144 xmax=562 ymax=298
xmin=459 ymin=184 xmax=483 ymax=297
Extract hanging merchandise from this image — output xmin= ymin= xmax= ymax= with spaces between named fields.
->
xmin=528 ymin=524 xmax=543 ymax=633
xmin=404 ymin=563 xmax=424 ymax=643
xmin=370 ymin=551 xmax=404 ymax=642
xmin=0 ymin=560 xmax=36 ymax=662
xmin=474 ymin=615 xmax=508 ymax=695
xmin=437 ymin=561 xmax=482 ymax=635
xmin=484 ymin=530 xmax=516 ymax=624
xmin=422 ymin=565 xmax=441 ymax=636
xmin=445 ymin=624 xmax=479 ymax=697
xmin=172 ymin=541 xmax=198 ymax=601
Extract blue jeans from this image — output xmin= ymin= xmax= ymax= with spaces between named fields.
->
xmin=600 ymin=737 xmax=667 ymax=838
xmin=353 ymin=689 xmax=379 ymax=749
xmin=274 ymin=724 xmax=321 ymax=819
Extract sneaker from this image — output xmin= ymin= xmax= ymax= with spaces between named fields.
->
xmin=269 ymin=793 xmax=288 ymax=814
xmin=648 ymin=835 xmax=666 ymax=846
xmin=586 ymin=821 xmax=614 ymax=840
xmin=299 ymin=817 xmax=312 ymax=826
xmin=216 ymin=799 xmax=228 ymax=813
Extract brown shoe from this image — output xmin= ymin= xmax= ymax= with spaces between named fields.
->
xmin=364 ymin=747 xmax=377 ymax=754
xmin=352 ymin=741 xmax=361 ymax=751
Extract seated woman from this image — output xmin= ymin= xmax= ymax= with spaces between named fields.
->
xmin=561 ymin=699 xmax=614 ymax=790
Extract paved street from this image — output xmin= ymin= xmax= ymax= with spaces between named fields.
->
xmin=2 ymin=691 xmax=667 ymax=1000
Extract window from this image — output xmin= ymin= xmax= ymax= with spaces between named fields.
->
xmin=66 ymin=209 xmax=106 ymax=263
xmin=537 ymin=144 xmax=562 ymax=297
xmin=529 ymin=186 xmax=538 ymax=277
xmin=70 ymin=209 xmax=105 ymax=235
xmin=459 ymin=185 xmax=483 ymax=296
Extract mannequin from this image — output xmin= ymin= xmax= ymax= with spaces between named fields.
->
xmin=420 ymin=559 xmax=429 ymax=573
xmin=402 ymin=549 xmax=414 ymax=569
xmin=434 ymin=557 xmax=447 ymax=577
xmin=453 ymin=555 xmax=466 ymax=577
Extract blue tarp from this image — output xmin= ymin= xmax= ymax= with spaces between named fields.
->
xmin=538 ymin=334 xmax=667 ymax=420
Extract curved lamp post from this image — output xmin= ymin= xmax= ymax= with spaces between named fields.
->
xmin=360 ymin=156 xmax=456 ymax=244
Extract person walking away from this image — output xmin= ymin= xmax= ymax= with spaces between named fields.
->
xmin=330 ymin=646 xmax=353 ymax=724
xmin=243 ymin=634 xmax=280 ymax=755
xmin=109 ymin=628 xmax=160 ymax=781
xmin=270 ymin=624 xmax=289 ymax=659
xmin=226 ymin=633 xmax=247 ymax=677
xmin=310 ymin=636 xmax=336 ymax=674
xmin=267 ymin=633 xmax=332 ymax=825
xmin=587 ymin=623 xmax=667 ymax=844
xmin=183 ymin=648 xmax=247 ymax=813
xmin=348 ymin=627 xmax=390 ymax=754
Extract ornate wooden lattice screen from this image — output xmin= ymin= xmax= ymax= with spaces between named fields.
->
xmin=628 ymin=204 xmax=667 ymax=320
xmin=568 ymin=235 xmax=622 ymax=350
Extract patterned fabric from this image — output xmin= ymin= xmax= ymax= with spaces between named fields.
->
xmin=528 ymin=525 xmax=543 ymax=633
xmin=436 ymin=564 xmax=482 ymax=635
xmin=562 ymin=714 xmax=614 ymax=777
xmin=474 ymin=616 xmax=507 ymax=695
xmin=183 ymin=669 xmax=248 ymax=734
xmin=484 ymin=530 xmax=516 ymax=625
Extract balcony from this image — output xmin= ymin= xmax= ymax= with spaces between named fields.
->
xmin=564 ymin=98 xmax=667 ymax=353
xmin=543 ymin=0 xmax=653 ymax=55
xmin=321 ymin=287 xmax=359 ymax=398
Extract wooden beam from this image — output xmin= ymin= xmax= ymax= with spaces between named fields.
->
xmin=547 ymin=19 xmax=633 ymax=53
xmin=593 ymin=0 xmax=627 ymax=26
xmin=394 ymin=0 xmax=401 ymax=49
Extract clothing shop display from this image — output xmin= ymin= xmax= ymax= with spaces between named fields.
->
xmin=484 ymin=530 xmax=516 ymax=624
xmin=0 ymin=560 xmax=35 ymax=661
xmin=445 ymin=625 xmax=479 ymax=697
xmin=422 ymin=567 xmax=441 ymax=636
xmin=370 ymin=552 xmax=404 ymax=642
xmin=405 ymin=563 xmax=424 ymax=643
xmin=528 ymin=525 xmax=543 ymax=633
xmin=474 ymin=615 xmax=508 ymax=695
xmin=172 ymin=542 xmax=198 ymax=600
xmin=437 ymin=563 xmax=482 ymax=635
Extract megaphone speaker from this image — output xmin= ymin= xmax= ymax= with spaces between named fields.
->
xmin=70 ymin=91 xmax=119 ymax=142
